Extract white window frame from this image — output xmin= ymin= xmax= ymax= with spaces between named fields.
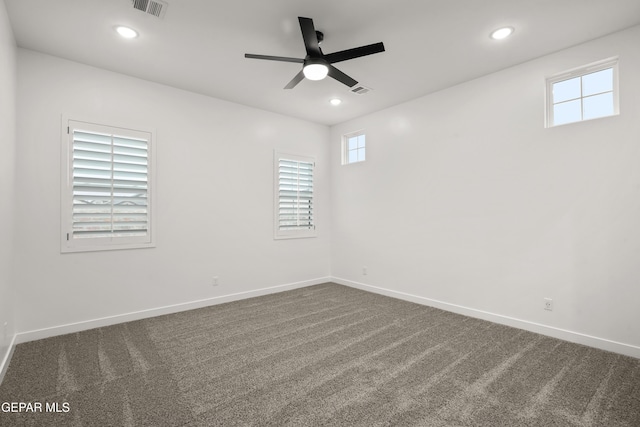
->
xmin=274 ymin=151 xmax=316 ymax=239
xmin=60 ymin=117 xmax=156 ymax=253
xmin=342 ymin=130 xmax=366 ymax=165
xmin=545 ymin=57 xmax=619 ymax=128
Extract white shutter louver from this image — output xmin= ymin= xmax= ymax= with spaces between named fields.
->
xmin=62 ymin=120 xmax=154 ymax=252
xmin=274 ymin=152 xmax=316 ymax=239
xmin=72 ymin=130 xmax=149 ymax=239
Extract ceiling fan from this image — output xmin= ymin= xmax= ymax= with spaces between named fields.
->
xmin=245 ymin=17 xmax=385 ymax=89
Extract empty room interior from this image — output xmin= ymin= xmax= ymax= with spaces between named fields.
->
xmin=1 ymin=0 xmax=639 ymax=425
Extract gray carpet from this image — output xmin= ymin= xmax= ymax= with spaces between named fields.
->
xmin=1 ymin=283 xmax=639 ymax=426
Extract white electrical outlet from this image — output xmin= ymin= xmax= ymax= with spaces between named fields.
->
xmin=544 ymin=298 xmax=553 ymax=311
xmin=362 ymin=266 xmax=368 ymax=275
xmin=212 ymin=276 xmax=219 ymax=286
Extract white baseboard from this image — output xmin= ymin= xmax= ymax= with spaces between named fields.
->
xmin=16 ymin=277 xmax=331 ymax=344
xmin=13 ymin=276 xmax=640 ymax=360
xmin=0 ymin=333 xmax=17 ymax=384
xmin=332 ymin=277 xmax=640 ymax=360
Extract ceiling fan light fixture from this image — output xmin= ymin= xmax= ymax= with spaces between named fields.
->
xmin=303 ymin=63 xmax=329 ymax=81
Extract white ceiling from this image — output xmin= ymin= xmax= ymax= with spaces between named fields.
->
xmin=5 ymin=0 xmax=640 ymax=126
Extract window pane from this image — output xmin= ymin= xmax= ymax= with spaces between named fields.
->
xmin=348 ymin=150 xmax=358 ymax=163
xmin=72 ymin=130 xmax=150 ymax=239
xmin=343 ymin=132 xmax=366 ymax=165
xmin=583 ymin=92 xmax=614 ymax=120
xmin=582 ymin=68 xmax=613 ymax=96
xmin=553 ymin=77 xmax=581 ymax=103
xmin=554 ymin=99 xmax=582 ymax=125
xmin=276 ymin=155 xmax=314 ymax=234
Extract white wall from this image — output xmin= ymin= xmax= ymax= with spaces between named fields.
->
xmin=0 ymin=0 xmax=16 ymax=374
xmin=331 ymin=26 xmax=640 ymax=356
xmin=7 ymin=21 xmax=640 ymax=359
xmin=14 ymin=49 xmax=331 ymax=337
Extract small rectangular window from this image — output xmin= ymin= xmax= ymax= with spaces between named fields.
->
xmin=546 ymin=58 xmax=618 ymax=127
xmin=61 ymin=119 xmax=155 ymax=252
xmin=274 ymin=151 xmax=316 ymax=239
xmin=342 ymin=131 xmax=366 ymax=165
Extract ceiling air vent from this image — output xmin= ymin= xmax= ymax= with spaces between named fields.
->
xmin=350 ymin=85 xmax=372 ymax=95
xmin=130 ymin=0 xmax=168 ymax=19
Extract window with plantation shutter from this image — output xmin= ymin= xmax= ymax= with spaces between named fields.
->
xmin=61 ymin=119 xmax=155 ymax=252
xmin=274 ymin=151 xmax=316 ymax=239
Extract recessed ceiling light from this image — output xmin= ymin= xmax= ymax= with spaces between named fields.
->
xmin=115 ymin=26 xmax=138 ymax=39
xmin=330 ymin=98 xmax=342 ymax=106
xmin=490 ymin=27 xmax=514 ymax=40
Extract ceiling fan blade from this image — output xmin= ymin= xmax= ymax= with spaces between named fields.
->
xmin=324 ymin=42 xmax=385 ymax=64
xmin=298 ymin=17 xmax=322 ymax=57
xmin=245 ymin=54 xmax=304 ymax=63
xmin=327 ymin=65 xmax=358 ymax=88
xmin=284 ymin=70 xmax=305 ymax=89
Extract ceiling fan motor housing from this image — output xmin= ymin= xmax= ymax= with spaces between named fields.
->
xmin=304 ymin=56 xmax=328 ymax=67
